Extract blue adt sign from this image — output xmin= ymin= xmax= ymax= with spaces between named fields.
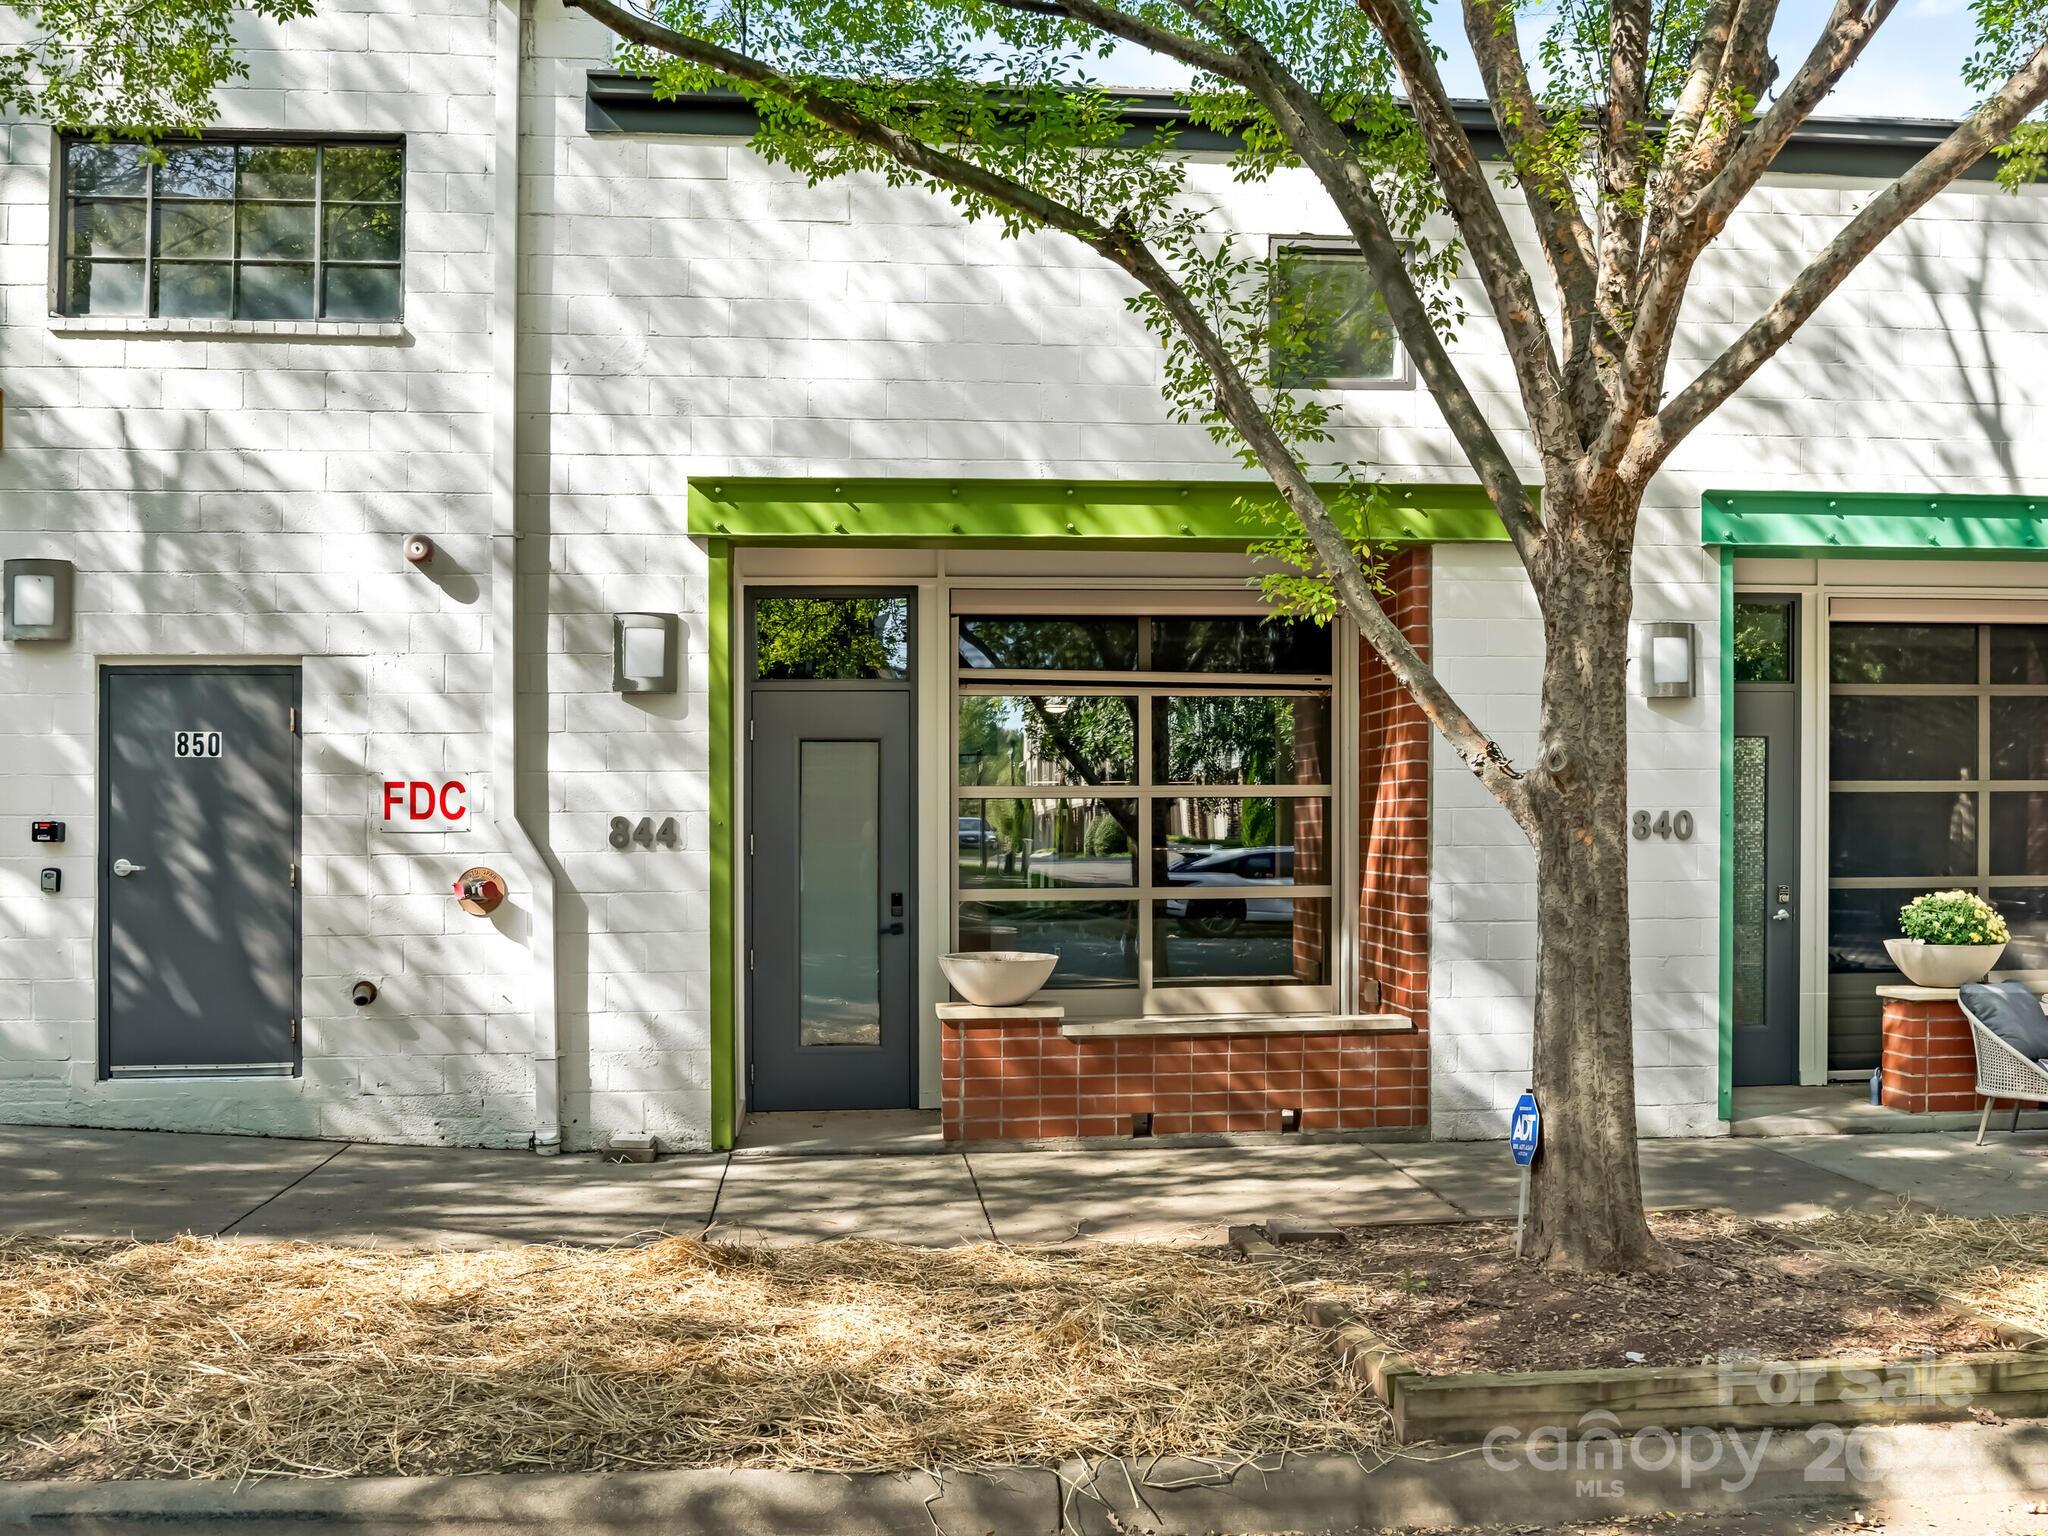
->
xmin=1509 ymin=1091 xmax=1541 ymax=1166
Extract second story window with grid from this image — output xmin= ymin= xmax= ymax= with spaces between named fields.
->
xmin=60 ymin=137 xmax=404 ymax=321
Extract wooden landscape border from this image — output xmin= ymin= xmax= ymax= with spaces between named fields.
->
xmin=1238 ymin=1226 xmax=2048 ymax=1443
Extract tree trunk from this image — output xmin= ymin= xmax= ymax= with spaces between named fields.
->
xmin=1523 ymin=514 xmax=1658 ymax=1271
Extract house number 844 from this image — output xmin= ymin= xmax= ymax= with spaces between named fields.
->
xmin=1632 ymin=810 xmax=1695 ymax=841
xmin=610 ymin=816 xmax=681 ymax=850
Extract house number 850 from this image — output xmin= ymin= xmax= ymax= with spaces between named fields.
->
xmin=1632 ymin=810 xmax=1695 ymax=841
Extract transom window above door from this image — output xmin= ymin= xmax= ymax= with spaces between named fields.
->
xmin=59 ymin=137 xmax=404 ymax=321
xmin=953 ymin=609 xmax=1340 ymax=1017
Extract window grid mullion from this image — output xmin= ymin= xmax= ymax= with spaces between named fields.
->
xmin=144 ymin=161 xmax=156 ymax=318
xmin=229 ymin=148 xmax=243 ymax=319
xmin=313 ymin=144 xmax=324 ymax=319
xmin=1136 ymin=670 xmax=1155 ymax=996
xmin=1980 ymin=626 xmax=1993 ymax=897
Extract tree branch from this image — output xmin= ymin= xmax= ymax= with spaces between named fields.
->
xmin=1359 ymin=0 xmax=1582 ymax=469
xmin=1460 ymin=0 xmax=1605 ymax=423
xmin=559 ymin=0 xmax=1534 ymax=821
xmin=1151 ymin=0 xmax=1545 ymax=567
xmin=1591 ymin=0 xmax=1896 ymax=480
xmin=1595 ymin=0 xmax=1653 ymax=354
xmin=1666 ymin=0 xmax=1781 ymax=202
xmin=1627 ymin=38 xmax=2048 ymax=477
xmin=1662 ymin=0 xmax=1737 ymax=171
xmin=1687 ymin=0 xmax=1899 ymax=235
xmin=979 ymin=0 xmax=1253 ymax=87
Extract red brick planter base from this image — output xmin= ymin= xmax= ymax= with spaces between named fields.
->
xmin=1878 ymin=993 xmax=1979 ymax=1113
xmin=939 ymin=1014 xmax=1425 ymax=1143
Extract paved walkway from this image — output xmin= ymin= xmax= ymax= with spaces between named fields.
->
xmin=8 ymin=1120 xmax=2048 ymax=1249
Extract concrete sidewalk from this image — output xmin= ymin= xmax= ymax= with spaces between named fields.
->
xmin=10 ymin=1419 xmax=2048 ymax=1535
xmin=10 ymin=1119 xmax=2048 ymax=1249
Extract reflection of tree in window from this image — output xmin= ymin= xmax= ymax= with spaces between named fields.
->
xmin=1733 ymin=604 xmax=1790 ymax=684
xmin=1268 ymin=248 xmax=1397 ymax=389
xmin=958 ymin=693 xmax=1141 ymax=848
xmin=956 ymin=616 xmax=1137 ymax=671
xmin=1163 ymin=696 xmax=1292 ymax=784
xmin=756 ymin=597 xmax=908 ymax=680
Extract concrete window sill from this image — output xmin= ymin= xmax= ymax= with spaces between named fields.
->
xmin=1059 ymin=1014 xmax=1412 ymax=1039
xmin=48 ymin=316 xmax=408 ymax=341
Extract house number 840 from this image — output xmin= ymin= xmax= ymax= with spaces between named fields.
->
xmin=1632 ymin=810 xmax=1695 ymax=841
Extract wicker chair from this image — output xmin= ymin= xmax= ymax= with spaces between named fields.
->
xmin=1958 ymin=996 xmax=2048 ymax=1145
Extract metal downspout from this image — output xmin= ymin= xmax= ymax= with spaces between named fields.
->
xmin=492 ymin=0 xmax=562 ymax=1153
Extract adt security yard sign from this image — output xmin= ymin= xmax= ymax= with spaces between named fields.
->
xmin=1510 ymin=1090 xmax=1541 ymax=1256
xmin=1510 ymin=1092 xmax=1541 ymax=1166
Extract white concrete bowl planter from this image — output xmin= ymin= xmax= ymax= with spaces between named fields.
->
xmin=939 ymin=951 xmax=1057 ymax=1007
xmin=1884 ymin=938 xmax=2007 ymax=989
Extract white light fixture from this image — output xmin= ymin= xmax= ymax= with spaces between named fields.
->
xmin=4 ymin=558 xmax=73 ymax=642
xmin=613 ymin=612 xmax=679 ymax=694
xmin=1642 ymin=620 xmax=1696 ymax=699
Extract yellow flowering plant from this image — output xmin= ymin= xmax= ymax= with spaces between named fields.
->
xmin=1899 ymin=890 xmax=2010 ymax=946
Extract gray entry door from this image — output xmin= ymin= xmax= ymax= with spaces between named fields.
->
xmin=102 ymin=667 xmax=301 ymax=1075
xmin=1732 ymin=598 xmax=1801 ymax=1088
xmin=749 ymin=690 xmax=915 ymax=1111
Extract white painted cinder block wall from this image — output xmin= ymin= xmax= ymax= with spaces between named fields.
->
xmin=536 ymin=0 xmax=2048 ymax=1140
xmin=518 ymin=17 xmax=716 ymax=1151
xmin=0 ymin=0 xmax=549 ymax=1146
xmin=4 ymin=0 xmax=2046 ymax=1146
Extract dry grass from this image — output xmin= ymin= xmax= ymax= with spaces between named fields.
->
xmin=0 ymin=1233 xmax=1386 ymax=1482
xmin=1802 ymin=1207 xmax=2048 ymax=1335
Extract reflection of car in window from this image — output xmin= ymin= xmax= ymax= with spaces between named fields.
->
xmin=1164 ymin=846 xmax=1291 ymax=935
xmin=958 ymin=815 xmax=996 ymax=849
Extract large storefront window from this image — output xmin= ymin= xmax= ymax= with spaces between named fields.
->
xmin=954 ymin=611 xmax=1338 ymax=1015
xmin=1828 ymin=620 xmax=2048 ymax=1069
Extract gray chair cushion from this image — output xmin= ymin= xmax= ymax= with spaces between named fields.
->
xmin=1960 ymin=981 xmax=2048 ymax=1060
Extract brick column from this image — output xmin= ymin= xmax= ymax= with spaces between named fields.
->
xmin=1878 ymin=992 xmax=1978 ymax=1113
xmin=1354 ymin=548 xmax=1431 ymax=1128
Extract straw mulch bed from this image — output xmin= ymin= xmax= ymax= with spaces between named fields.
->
xmin=0 ymin=1233 xmax=1387 ymax=1481
xmin=1801 ymin=1207 xmax=2048 ymax=1335
xmin=1274 ymin=1211 xmax=1999 ymax=1373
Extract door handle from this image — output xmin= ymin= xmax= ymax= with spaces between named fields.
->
xmin=879 ymin=921 xmax=906 ymax=936
xmin=1772 ymin=907 xmax=1792 ymax=923
xmin=111 ymin=858 xmax=147 ymax=878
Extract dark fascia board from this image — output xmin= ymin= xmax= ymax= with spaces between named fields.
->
xmin=586 ymin=73 xmax=1995 ymax=181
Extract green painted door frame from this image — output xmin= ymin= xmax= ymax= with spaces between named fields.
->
xmin=1705 ymin=490 xmax=2048 ymax=1120
xmin=694 ymin=476 xmax=1510 ymax=1148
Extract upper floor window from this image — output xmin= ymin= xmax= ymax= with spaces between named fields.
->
xmin=60 ymin=137 xmax=404 ymax=321
xmin=1268 ymin=241 xmax=1406 ymax=389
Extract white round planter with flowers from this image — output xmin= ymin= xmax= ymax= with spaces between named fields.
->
xmin=1884 ymin=890 xmax=2009 ymax=989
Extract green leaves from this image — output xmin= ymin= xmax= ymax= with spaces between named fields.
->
xmin=1969 ymin=0 xmax=2048 ymax=188
xmin=0 ymin=0 xmax=314 ymax=138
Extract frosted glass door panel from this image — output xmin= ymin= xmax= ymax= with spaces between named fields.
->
xmin=798 ymin=739 xmax=882 ymax=1049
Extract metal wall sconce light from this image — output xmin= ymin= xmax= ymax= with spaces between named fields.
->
xmin=1642 ymin=620 xmax=1696 ymax=699
xmin=613 ymin=612 xmax=680 ymax=694
xmin=3 ymin=558 xmax=73 ymax=642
